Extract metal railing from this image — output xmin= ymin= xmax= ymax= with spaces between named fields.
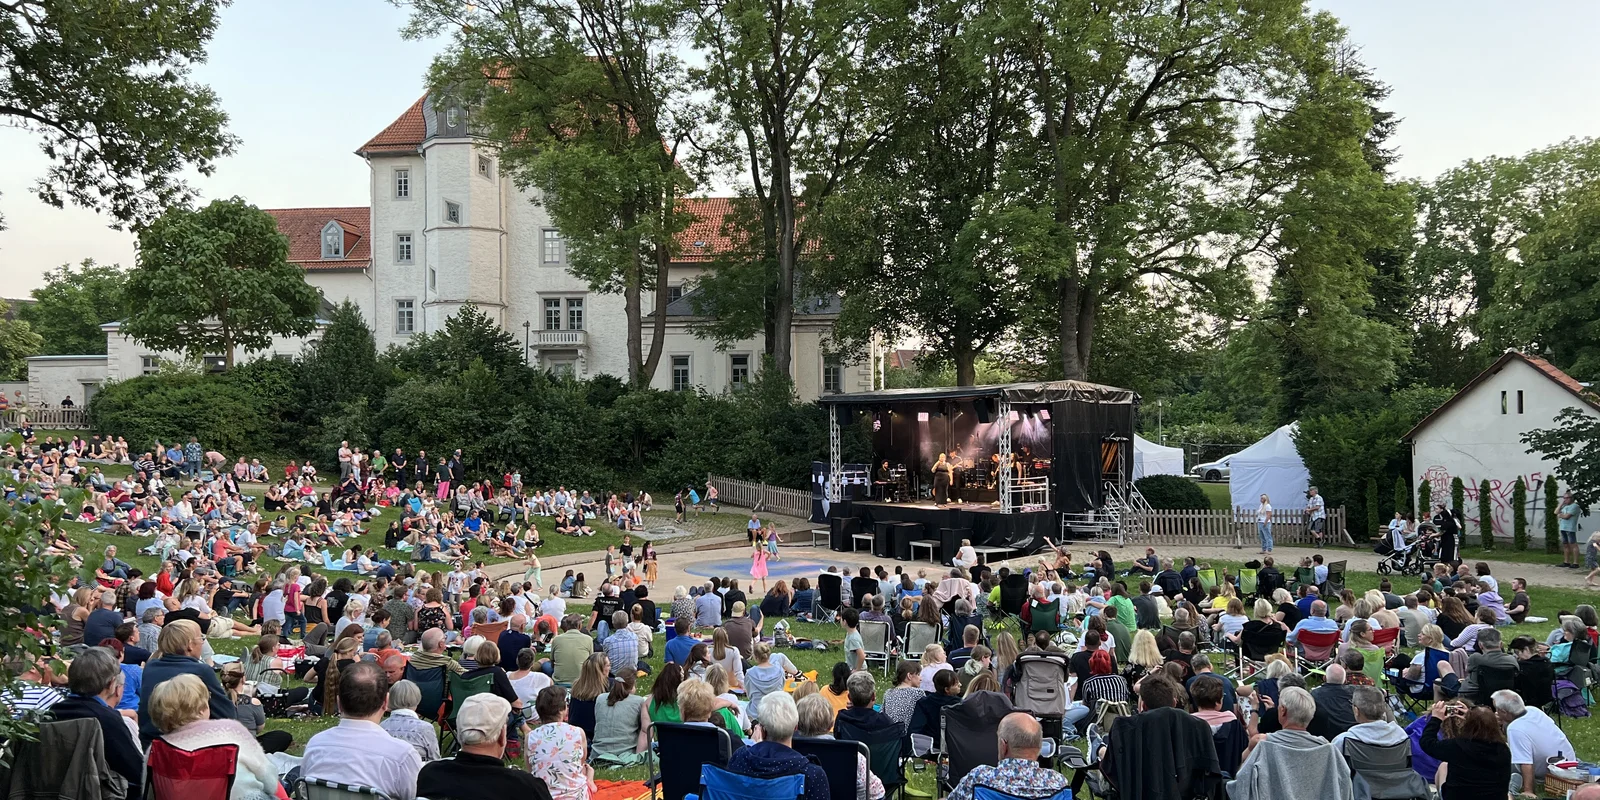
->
xmin=5 ymin=407 xmax=88 ymax=430
xmin=706 ymin=474 xmax=812 ymax=519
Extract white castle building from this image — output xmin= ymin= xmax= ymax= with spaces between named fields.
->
xmin=26 ymin=91 xmax=875 ymax=408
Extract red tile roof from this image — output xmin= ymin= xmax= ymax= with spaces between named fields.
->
xmin=358 ymin=95 xmax=428 ymax=155
xmin=1403 ymin=350 xmax=1599 ymax=440
xmin=264 ymin=207 xmax=371 ymax=271
xmin=675 ymin=197 xmax=742 ymax=262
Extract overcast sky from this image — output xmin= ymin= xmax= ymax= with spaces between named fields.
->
xmin=1 ymin=0 xmax=1597 ymax=296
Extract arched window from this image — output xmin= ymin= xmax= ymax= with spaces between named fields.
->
xmin=321 ymin=220 xmax=344 ymax=259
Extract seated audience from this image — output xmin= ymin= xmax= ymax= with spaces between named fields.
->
xmin=728 ymin=692 xmax=829 ymax=800
xmin=418 ymin=693 xmax=552 ymax=800
xmin=382 ymin=679 xmax=441 ymax=763
xmin=1332 ymin=686 xmax=1430 ymax=800
xmin=301 ymin=661 xmax=423 ymax=800
xmin=797 ymin=693 xmax=885 ymax=799
xmin=1493 ymin=689 xmax=1575 ymax=796
xmin=949 ymin=712 xmax=1068 ymax=800
xmin=48 ymin=647 xmax=143 ymax=796
xmin=1418 ymin=701 xmax=1512 ymax=800
xmin=147 ymin=673 xmax=280 ymax=800
xmin=526 ymin=686 xmax=594 ymax=800
xmin=1228 ymin=686 xmax=1354 ymax=800
xmin=1308 ymin=664 xmax=1358 ymax=741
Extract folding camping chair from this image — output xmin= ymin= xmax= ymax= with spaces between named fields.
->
xmin=902 ymin=622 xmax=943 ymax=664
xmin=1295 ymin=630 xmax=1340 ymax=676
xmin=1389 ymin=648 xmax=1451 ymax=714
xmin=1196 ymin=568 xmax=1218 ymax=592
xmin=146 ymin=739 xmax=240 ymax=800
xmin=938 ymin=692 xmax=1012 ymax=795
xmin=685 ymin=765 xmax=804 ymax=800
xmin=794 ymin=737 xmax=872 ymax=800
xmin=403 ymin=663 xmax=447 ymax=723
xmin=1369 ymin=626 xmax=1401 ymax=657
xmin=859 ymin=619 xmax=895 ymax=675
xmin=1238 ymin=569 xmax=1258 ymax=599
xmin=295 ymin=778 xmax=391 ymax=800
xmin=650 ymin=722 xmax=735 ymax=800
xmin=817 ymin=573 xmax=845 ymax=622
xmin=995 ymin=574 xmax=1028 ymax=633
xmin=1289 ymin=566 xmax=1315 ymax=592
xmin=1322 ymin=561 xmax=1346 ymax=596
xmin=836 ymin=710 xmax=906 ymax=799
xmin=1230 ymin=624 xmax=1286 ymax=682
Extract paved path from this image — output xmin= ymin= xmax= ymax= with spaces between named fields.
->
xmin=489 ymin=538 xmax=1600 ymax=595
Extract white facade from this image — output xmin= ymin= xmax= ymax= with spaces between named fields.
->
xmin=1407 ymin=352 xmax=1597 ymax=537
xmin=24 ymin=356 xmax=108 ymax=408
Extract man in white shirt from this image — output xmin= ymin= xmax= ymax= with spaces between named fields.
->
xmin=446 ymin=568 xmax=467 ymax=604
xmin=1306 ymin=487 xmax=1326 ymax=545
xmin=302 ymin=660 xmax=423 ymax=800
xmin=337 ymin=441 xmax=353 ymax=481
xmin=1494 ymin=690 xmax=1574 ymax=795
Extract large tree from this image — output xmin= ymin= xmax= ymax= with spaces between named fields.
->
xmin=400 ymin=0 xmax=700 ymax=387
xmin=0 ymin=0 xmax=235 ymax=229
xmin=986 ymin=0 xmax=1357 ymax=380
xmin=124 ymin=197 xmax=323 ymax=368
xmin=20 ymin=259 xmax=127 ymax=355
xmin=810 ymin=0 xmax=1030 ymax=385
xmin=1489 ymin=181 xmax=1600 ymax=376
xmin=689 ymin=0 xmax=880 ymax=377
xmin=0 ymin=299 xmax=42 ymax=380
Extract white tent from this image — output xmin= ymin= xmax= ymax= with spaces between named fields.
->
xmin=1228 ymin=423 xmax=1311 ymax=512
xmin=1133 ymin=434 xmax=1185 ymax=479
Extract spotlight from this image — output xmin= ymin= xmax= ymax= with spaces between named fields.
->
xmin=1040 ymin=410 xmax=1051 ymax=421
xmin=1009 ymin=410 xmax=1020 ymax=421
xmin=917 ymin=412 xmax=929 ymax=422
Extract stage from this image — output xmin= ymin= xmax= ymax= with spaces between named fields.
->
xmin=826 ymin=499 xmax=1056 ymax=565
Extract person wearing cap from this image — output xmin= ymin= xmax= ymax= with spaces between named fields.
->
xmin=417 ymin=692 xmax=549 ymax=799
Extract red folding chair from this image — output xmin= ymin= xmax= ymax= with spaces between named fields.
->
xmin=146 ymin=739 xmax=240 ymax=800
xmin=1369 ymin=626 xmax=1400 ymax=656
xmin=1295 ymin=630 xmax=1340 ymax=676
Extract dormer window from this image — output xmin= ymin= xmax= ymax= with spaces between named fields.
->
xmin=321 ymin=220 xmax=345 ymax=259
xmin=447 ymin=107 xmax=460 ymax=128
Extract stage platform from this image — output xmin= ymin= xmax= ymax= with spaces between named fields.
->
xmin=826 ymin=499 xmax=1056 ymax=565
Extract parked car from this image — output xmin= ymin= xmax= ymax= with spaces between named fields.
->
xmin=1190 ymin=455 xmax=1235 ymax=481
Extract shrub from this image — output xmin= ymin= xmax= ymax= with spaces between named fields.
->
xmin=1135 ymin=475 xmax=1211 ymax=509
xmin=88 ymin=370 xmax=289 ymax=456
xmin=1512 ymin=477 xmax=1528 ymax=550
xmin=1416 ymin=478 xmax=1431 ymax=520
xmin=1478 ymin=478 xmax=1493 ymax=549
xmin=1546 ymin=478 xmax=1561 ymax=554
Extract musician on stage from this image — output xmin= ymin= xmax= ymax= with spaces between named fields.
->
xmin=931 ymin=452 xmax=954 ymax=506
xmin=875 ymin=460 xmax=894 ymax=501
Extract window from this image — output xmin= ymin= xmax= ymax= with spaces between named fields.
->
xmin=541 ymin=229 xmax=565 ymax=265
xmin=141 ymin=356 xmax=160 ymax=375
xmin=445 ymin=201 xmax=462 ymax=224
xmin=549 ymin=360 xmax=576 ymax=379
xmin=203 ymin=355 xmax=227 ymax=374
xmin=446 ymin=107 xmax=460 ymax=128
xmin=1517 ymin=390 xmax=1525 ymax=414
xmin=730 ymin=354 xmax=750 ymax=388
xmin=823 ymin=355 xmax=842 ymax=394
xmin=544 ymin=298 xmax=563 ymax=330
xmin=394 ymin=169 xmax=410 ymax=199
xmin=671 ymin=355 xmax=691 ymax=392
xmin=478 ymin=155 xmax=494 ymax=179
xmin=396 ymin=299 xmax=415 ymax=334
xmin=1501 ymin=390 xmax=1508 ymax=414
xmin=321 ymin=221 xmax=344 ymax=259
xmin=429 ymin=268 xmax=437 ymax=291
xmin=395 ymin=233 xmax=413 ymax=264
xmin=567 ymin=298 xmax=585 ymax=331
xmin=666 ymin=284 xmax=685 ymax=304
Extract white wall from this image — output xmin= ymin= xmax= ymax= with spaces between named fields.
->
xmin=370 ymin=153 xmax=429 ymax=349
xmin=26 ymin=356 xmax=107 ymax=408
xmin=305 ymin=270 xmax=375 ymax=326
xmin=1411 ymin=357 xmax=1597 ymax=536
xmin=102 ymin=326 xmax=323 ymax=382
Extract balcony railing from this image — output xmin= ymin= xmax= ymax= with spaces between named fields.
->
xmin=528 ymin=329 xmax=588 ymax=348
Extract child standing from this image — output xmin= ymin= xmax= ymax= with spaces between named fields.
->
xmin=750 ymin=534 xmax=769 ymax=592
xmin=644 ymin=543 xmax=659 ymax=587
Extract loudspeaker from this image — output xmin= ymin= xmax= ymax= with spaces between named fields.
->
xmin=872 ymin=522 xmax=894 ymax=559
xmin=830 ymin=516 xmax=861 ymax=551
xmin=973 ymin=398 xmax=995 ymax=424
xmin=892 ymin=522 xmax=922 ymax=561
xmin=939 ymin=526 xmax=971 ymax=567
xmin=836 ymin=406 xmax=854 ymax=428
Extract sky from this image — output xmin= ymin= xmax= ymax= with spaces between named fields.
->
xmin=1 ymin=0 xmax=1598 ymax=296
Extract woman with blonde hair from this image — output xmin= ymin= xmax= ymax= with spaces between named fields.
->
xmin=1122 ymin=629 xmax=1163 ymax=685
xmin=992 ymin=631 xmax=1019 ymax=689
xmin=150 ymin=674 xmax=282 ymax=800
xmin=963 ymin=672 xmax=1001 ymax=697
xmin=918 ymin=644 xmax=951 ymax=691
xmin=312 ymin=636 xmax=360 ymax=716
xmin=704 ymin=664 xmax=748 ymax=731
xmin=710 ymin=626 xmax=744 ymax=690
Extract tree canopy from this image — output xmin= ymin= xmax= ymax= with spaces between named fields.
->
xmin=20 ymin=259 xmax=128 ymax=356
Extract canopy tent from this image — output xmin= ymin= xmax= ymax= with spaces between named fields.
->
xmin=1227 ymin=423 xmax=1311 ymax=512
xmin=1133 ymin=435 xmax=1184 ymax=479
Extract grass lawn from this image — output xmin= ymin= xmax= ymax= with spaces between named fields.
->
xmin=1195 ymin=480 xmax=1231 ymax=510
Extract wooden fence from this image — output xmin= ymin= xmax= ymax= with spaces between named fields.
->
xmin=1135 ymin=506 xmax=1353 ymax=547
xmin=707 ymin=474 xmax=812 ymax=520
xmin=5 ymin=407 xmax=87 ymax=430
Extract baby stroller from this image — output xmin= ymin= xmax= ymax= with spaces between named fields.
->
xmin=1374 ymin=529 xmax=1433 ymax=577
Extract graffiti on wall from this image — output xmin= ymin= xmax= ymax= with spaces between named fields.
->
xmin=1418 ymin=465 xmax=1551 ymax=537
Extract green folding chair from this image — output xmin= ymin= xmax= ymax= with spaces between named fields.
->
xmin=1238 ymin=569 xmax=1258 ymax=597
xmin=1196 ymin=568 xmax=1217 ymax=592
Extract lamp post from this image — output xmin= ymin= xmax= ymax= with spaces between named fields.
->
xmin=522 ymin=320 xmax=531 ymax=364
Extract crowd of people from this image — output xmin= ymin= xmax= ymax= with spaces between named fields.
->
xmin=5 ymin=428 xmax=1599 ymax=800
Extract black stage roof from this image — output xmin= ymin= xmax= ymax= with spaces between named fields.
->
xmin=819 ymin=380 xmax=1139 ymax=407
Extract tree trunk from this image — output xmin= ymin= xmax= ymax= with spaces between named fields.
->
xmin=622 ymin=202 xmax=645 ymax=385
xmin=640 ymin=243 xmax=671 ymax=386
xmin=772 ymin=152 xmax=796 ymax=380
xmin=222 ymin=325 xmax=235 ymax=370
xmin=1057 ymin=277 xmax=1085 ymax=379
xmin=954 ymin=345 xmax=977 ymax=386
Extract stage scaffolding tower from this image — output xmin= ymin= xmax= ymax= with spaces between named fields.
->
xmin=998 ymin=399 xmax=1013 ymax=513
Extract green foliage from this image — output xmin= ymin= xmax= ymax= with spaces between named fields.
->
xmin=1393 ymin=476 xmax=1409 ymax=523
xmin=1492 ymin=182 xmax=1600 ymax=376
xmin=1512 ymin=477 xmax=1529 ymax=551
xmin=384 ymin=304 xmax=527 ymax=382
xmin=0 ymin=473 xmax=81 ymax=747
xmin=1134 ymin=475 xmax=1211 ymax=510
xmin=1417 ymin=478 xmax=1431 ymax=520
xmin=1524 ymin=407 xmax=1600 ymax=512
xmin=1365 ymin=478 xmax=1380 ymax=535
xmin=87 ymin=367 xmax=295 ymax=457
xmin=0 ymin=0 xmax=236 ymax=230
xmin=1546 ymin=477 xmax=1563 ymax=554
xmin=884 ymin=359 xmax=1016 ymax=390
xmin=296 ymin=300 xmax=383 ymax=441
xmin=1478 ymin=478 xmax=1493 ymax=549
xmin=1451 ymin=477 xmax=1465 ymax=520
xmin=0 ymin=300 xmax=42 ymax=380
xmin=125 ymin=198 xmax=322 ymax=368
xmin=1295 ymin=386 xmax=1453 ymax=534
xmin=19 ymin=260 xmax=127 ymax=355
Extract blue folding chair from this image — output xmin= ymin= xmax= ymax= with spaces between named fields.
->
xmin=794 ymin=737 xmax=870 ymax=800
xmin=686 ymin=765 xmax=805 ymax=800
xmin=973 ymin=785 xmax=1072 ymax=800
xmin=648 ymin=722 xmax=735 ymax=800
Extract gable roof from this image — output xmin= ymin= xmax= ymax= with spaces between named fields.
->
xmin=358 ymin=94 xmax=428 ymax=156
xmin=264 ymin=207 xmax=371 ymax=271
xmin=675 ymin=197 xmax=738 ymax=262
xmin=1403 ymin=350 xmax=1600 ymax=441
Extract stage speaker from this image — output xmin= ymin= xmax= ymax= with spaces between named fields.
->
xmin=973 ymin=398 xmax=995 ymax=424
xmin=892 ymin=522 xmax=922 ymax=561
xmin=836 ymin=406 xmax=854 ymax=428
xmin=830 ymin=515 xmax=861 ymax=551
xmin=939 ymin=526 xmax=971 ymax=567
xmin=872 ymin=522 xmax=894 ymax=559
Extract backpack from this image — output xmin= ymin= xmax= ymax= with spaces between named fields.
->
xmin=1555 ymin=679 xmax=1591 ymax=719
xmin=1092 ymin=698 xmax=1133 ymax=732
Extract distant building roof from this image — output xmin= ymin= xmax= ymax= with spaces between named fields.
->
xmin=262 ymin=207 xmax=371 ymax=271
xmin=358 ymin=94 xmax=428 ymax=156
xmin=675 ymin=197 xmax=739 ymax=262
xmin=1403 ymin=349 xmax=1600 ymax=441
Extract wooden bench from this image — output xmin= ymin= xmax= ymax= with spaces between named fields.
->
xmin=909 ymin=539 xmax=941 ymax=563
xmin=971 ymin=545 xmax=1016 ymax=565
xmin=810 ymin=528 xmax=829 ymax=547
xmin=851 ymin=532 xmax=873 ymax=552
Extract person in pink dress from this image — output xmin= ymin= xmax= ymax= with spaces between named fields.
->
xmin=751 ymin=535 xmax=770 ymax=591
